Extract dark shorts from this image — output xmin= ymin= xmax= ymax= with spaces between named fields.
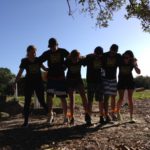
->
xmin=117 ymin=80 xmax=135 ymax=90
xmin=47 ymin=79 xmax=67 ymax=98
xmin=87 ymin=82 xmax=104 ymax=101
xmin=66 ymin=79 xmax=84 ymax=92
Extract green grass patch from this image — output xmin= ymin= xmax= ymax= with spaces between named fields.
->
xmin=6 ymin=90 xmax=150 ymax=108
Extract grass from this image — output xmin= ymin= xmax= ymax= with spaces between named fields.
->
xmin=6 ymin=90 xmax=150 ymax=107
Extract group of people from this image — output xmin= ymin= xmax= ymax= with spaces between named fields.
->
xmin=14 ymin=37 xmax=141 ymax=127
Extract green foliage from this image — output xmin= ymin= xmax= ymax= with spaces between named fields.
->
xmin=0 ymin=68 xmax=15 ymax=95
xmin=67 ymin=0 xmax=150 ymax=32
xmin=134 ymin=75 xmax=150 ymax=89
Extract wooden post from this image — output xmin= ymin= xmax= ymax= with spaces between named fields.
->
xmin=14 ymin=83 xmax=18 ymax=101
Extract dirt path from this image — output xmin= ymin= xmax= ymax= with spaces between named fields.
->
xmin=0 ymin=99 xmax=150 ymax=150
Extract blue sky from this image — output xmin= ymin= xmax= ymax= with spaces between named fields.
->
xmin=0 ymin=0 xmax=150 ymax=78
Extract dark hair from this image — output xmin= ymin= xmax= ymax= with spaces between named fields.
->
xmin=48 ymin=38 xmax=58 ymax=48
xmin=110 ymin=44 xmax=118 ymax=52
xmin=94 ymin=46 xmax=103 ymax=55
xmin=123 ymin=50 xmax=134 ymax=58
xmin=70 ymin=49 xmax=80 ymax=58
xmin=26 ymin=45 xmax=36 ymax=56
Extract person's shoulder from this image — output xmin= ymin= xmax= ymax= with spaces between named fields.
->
xmin=58 ymin=48 xmax=68 ymax=52
xmin=21 ymin=58 xmax=27 ymax=63
xmin=43 ymin=49 xmax=51 ymax=54
xmin=35 ymin=57 xmax=41 ymax=62
xmin=86 ymin=53 xmax=94 ymax=58
xmin=117 ymin=53 xmax=121 ymax=57
xmin=104 ymin=52 xmax=109 ymax=55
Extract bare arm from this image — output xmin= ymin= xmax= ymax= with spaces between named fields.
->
xmin=14 ymin=68 xmax=24 ymax=84
xmin=133 ymin=59 xmax=141 ymax=74
xmin=41 ymin=64 xmax=48 ymax=71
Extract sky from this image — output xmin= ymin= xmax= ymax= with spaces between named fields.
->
xmin=0 ymin=0 xmax=150 ymax=78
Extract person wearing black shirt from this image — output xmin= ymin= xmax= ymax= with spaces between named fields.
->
xmin=38 ymin=38 xmax=69 ymax=124
xmin=116 ymin=50 xmax=141 ymax=122
xmin=14 ymin=45 xmax=48 ymax=127
xmin=103 ymin=44 xmax=121 ymax=122
xmin=84 ymin=46 xmax=104 ymax=124
xmin=65 ymin=50 xmax=91 ymax=125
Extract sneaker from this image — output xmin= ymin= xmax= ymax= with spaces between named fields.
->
xmin=69 ymin=117 xmax=75 ymax=125
xmin=130 ymin=117 xmax=136 ymax=123
xmin=117 ymin=112 xmax=122 ymax=121
xmin=21 ymin=122 xmax=29 ymax=128
xmin=111 ymin=113 xmax=118 ymax=121
xmin=99 ymin=116 xmax=105 ymax=124
xmin=105 ymin=115 xmax=111 ymax=123
xmin=122 ymin=103 xmax=128 ymax=107
xmin=85 ymin=113 xmax=92 ymax=125
xmin=63 ymin=117 xmax=68 ymax=125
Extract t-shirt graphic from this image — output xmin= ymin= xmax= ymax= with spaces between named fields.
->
xmin=93 ymin=59 xmax=102 ymax=69
xmin=106 ymin=57 xmax=116 ymax=67
xmin=28 ymin=64 xmax=40 ymax=74
xmin=50 ymin=53 xmax=61 ymax=64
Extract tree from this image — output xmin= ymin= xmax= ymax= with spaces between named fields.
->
xmin=0 ymin=68 xmax=15 ymax=97
xmin=135 ymin=75 xmax=150 ymax=89
xmin=66 ymin=0 xmax=150 ymax=32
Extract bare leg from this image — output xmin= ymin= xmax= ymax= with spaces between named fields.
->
xmin=68 ymin=89 xmax=74 ymax=118
xmin=127 ymin=89 xmax=134 ymax=120
xmin=60 ymin=97 xmax=68 ymax=118
xmin=116 ymin=90 xmax=125 ymax=112
xmin=87 ymin=91 xmax=94 ymax=115
xmin=78 ymin=87 xmax=88 ymax=113
xmin=78 ymin=87 xmax=91 ymax=124
xmin=103 ymin=94 xmax=109 ymax=116
xmin=111 ymin=95 xmax=116 ymax=113
xmin=46 ymin=94 xmax=54 ymax=124
xmin=99 ymin=101 xmax=104 ymax=116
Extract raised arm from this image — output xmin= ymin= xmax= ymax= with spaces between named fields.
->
xmin=133 ymin=59 xmax=141 ymax=74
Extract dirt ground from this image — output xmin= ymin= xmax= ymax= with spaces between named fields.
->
xmin=0 ymin=99 xmax=150 ymax=150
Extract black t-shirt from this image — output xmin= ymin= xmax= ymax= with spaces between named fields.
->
xmin=65 ymin=58 xmax=85 ymax=81
xmin=84 ymin=54 xmax=103 ymax=83
xmin=103 ymin=52 xmax=121 ymax=79
xmin=118 ymin=58 xmax=134 ymax=81
xmin=19 ymin=57 xmax=42 ymax=82
xmin=38 ymin=48 xmax=69 ymax=79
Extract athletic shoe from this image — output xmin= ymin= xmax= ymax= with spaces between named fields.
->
xmin=85 ymin=113 xmax=92 ymax=125
xmin=99 ymin=116 xmax=105 ymax=124
xmin=130 ymin=117 xmax=136 ymax=123
xmin=105 ymin=115 xmax=111 ymax=123
xmin=21 ymin=122 xmax=29 ymax=128
xmin=117 ymin=112 xmax=122 ymax=121
xmin=111 ymin=113 xmax=118 ymax=121
xmin=69 ymin=117 xmax=75 ymax=125
xmin=63 ymin=117 xmax=68 ymax=125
